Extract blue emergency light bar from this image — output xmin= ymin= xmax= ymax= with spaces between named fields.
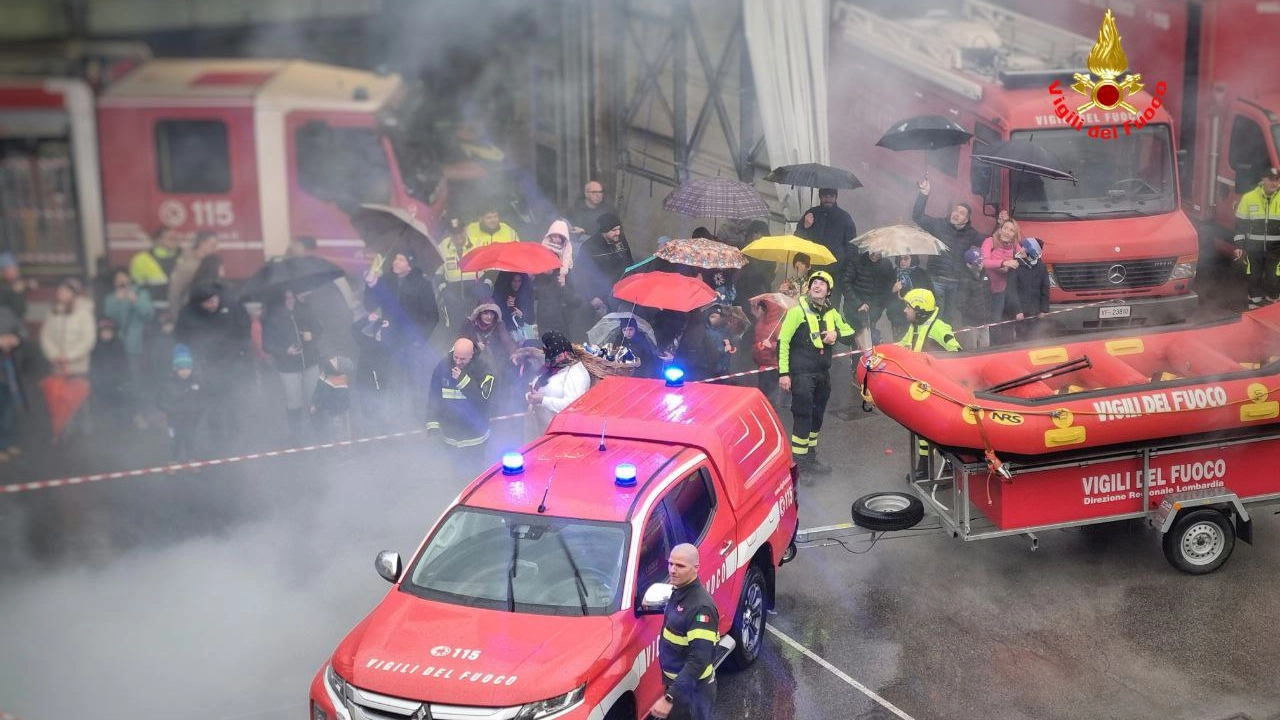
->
xmin=501 ymin=452 xmax=525 ymax=475
xmin=663 ymin=365 xmax=686 ymax=387
xmin=615 ymin=463 xmax=638 ymax=487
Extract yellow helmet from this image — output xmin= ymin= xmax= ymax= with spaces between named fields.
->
xmin=903 ymin=288 xmax=937 ymax=315
xmin=807 ymin=270 xmax=835 ymax=291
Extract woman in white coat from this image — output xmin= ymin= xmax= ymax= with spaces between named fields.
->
xmin=39 ymin=278 xmax=96 ymax=442
xmin=526 ymin=330 xmax=590 ymax=430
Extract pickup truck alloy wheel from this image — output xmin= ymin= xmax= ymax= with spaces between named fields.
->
xmin=851 ymin=492 xmax=925 ymax=532
xmin=725 ymin=564 xmax=767 ymax=670
xmin=1162 ymin=508 xmax=1235 ymax=575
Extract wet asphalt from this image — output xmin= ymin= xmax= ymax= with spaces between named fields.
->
xmin=4 ymin=298 xmax=1280 ymax=719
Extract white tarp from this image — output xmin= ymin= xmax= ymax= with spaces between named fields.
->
xmin=742 ymin=0 xmax=830 ymax=222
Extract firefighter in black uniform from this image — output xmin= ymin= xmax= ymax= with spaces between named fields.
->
xmin=649 ymin=543 xmax=718 ymax=720
xmin=777 ymin=270 xmax=856 ymax=475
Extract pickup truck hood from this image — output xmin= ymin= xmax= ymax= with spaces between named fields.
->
xmin=336 ymin=589 xmax=614 ymax=707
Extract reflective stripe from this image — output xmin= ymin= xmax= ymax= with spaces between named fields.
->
xmin=441 ymin=388 xmax=465 ymax=399
xmin=791 ymin=445 xmax=809 ymax=455
xmin=662 ymin=627 xmax=688 ymax=646
xmin=686 ymin=628 xmax=718 ymax=643
xmin=443 ymin=430 xmax=490 ymax=448
xmin=456 ymin=374 xmax=471 ymax=390
xmin=663 ymin=666 xmax=714 ymax=681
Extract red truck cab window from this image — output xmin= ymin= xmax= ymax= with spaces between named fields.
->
xmin=154 ymin=119 xmax=231 ymax=194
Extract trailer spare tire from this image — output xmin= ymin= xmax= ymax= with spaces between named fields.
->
xmin=851 ymin=492 xmax=925 ymax=532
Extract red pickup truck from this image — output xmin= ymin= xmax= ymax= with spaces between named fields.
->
xmin=309 ymin=376 xmax=799 ymax=720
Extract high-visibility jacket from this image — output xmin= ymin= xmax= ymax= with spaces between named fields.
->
xmin=897 ymin=310 xmax=961 ymax=352
xmin=778 ymin=297 xmax=855 ymax=375
xmin=465 ymin=221 xmax=519 ymax=247
xmin=1234 ymin=185 xmax=1280 ymax=244
xmin=438 ymin=236 xmax=482 ymax=283
xmin=658 ymin=579 xmax=718 ymax=700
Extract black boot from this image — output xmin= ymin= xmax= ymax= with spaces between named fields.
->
xmin=799 ymin=452 xmax=832 ymax=475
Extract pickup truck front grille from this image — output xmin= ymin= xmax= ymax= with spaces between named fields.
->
xmin=343 ymin=685 xmax=522 ymax=720
xmin=1052 ymin=258 xmax=1175 ymax=291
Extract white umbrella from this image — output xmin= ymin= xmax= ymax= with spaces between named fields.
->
xmin=587 ymin=312 xmax=657 ymax=346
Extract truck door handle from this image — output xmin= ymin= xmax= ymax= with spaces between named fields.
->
xmin=719 ymin=540 xmax=734 ymax=556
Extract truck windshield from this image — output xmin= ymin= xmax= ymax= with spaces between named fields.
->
xmin=403 ymin=507 xmax=627 ymax=616
xmin=1009 ymin=125 xmax=1177 ymax=219
xmin=295 ymin=124 xmax=391 ymax=206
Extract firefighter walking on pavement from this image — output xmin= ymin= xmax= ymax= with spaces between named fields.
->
xmin=778 ymin=271 xmax=855 ymax=475
xmin=896 ymin=288 xmax=960 ymax=479
xmin=1235 ymin=166 xmax=1280 ymax=306
xmin=649 ymin=543 xmax=719 ymax=720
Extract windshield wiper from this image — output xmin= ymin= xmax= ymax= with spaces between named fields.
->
xmin=555 ymin=531 xmax=590 ymax=616
xmin=507 ymin=529 xmax=521 ymax=613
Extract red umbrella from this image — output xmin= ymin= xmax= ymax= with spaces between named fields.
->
xmin=459 ymin=242 xmax=562 ymax=275
xmin=612 ymin=271 xmax=717 ymax=312
xmin=39 ymin=374 xmax=90 ymax=440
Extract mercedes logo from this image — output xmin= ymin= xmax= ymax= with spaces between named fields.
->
xmin=1107 ymin=264 xmax=1127 ymax=284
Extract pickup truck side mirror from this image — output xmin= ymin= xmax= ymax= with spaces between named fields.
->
xmin=637 ymin=582 xmax=674 ymax=615
xmin=375 ymin=550 xmax=402 ymax=584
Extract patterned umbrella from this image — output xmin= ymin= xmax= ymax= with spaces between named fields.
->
xmin=654 ymin=238 xmax=747 ymax=269
xmin=662 ymin=177 xmax=769 ymax=219
xmin=852 ymin=224 xmax=947 ymax=257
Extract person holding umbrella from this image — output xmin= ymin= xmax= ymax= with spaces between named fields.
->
xmin=437 ymin=215 xmax=487 ymax=331
xmin=777 ymin=271 xmax=855 ymax=476
xmin=796 ymin=189 xmax=857 ymax=311
xmin=261 ymin=289 xmax=323 ymax=440
xmin=912 ymin=179 xmax=986 ymax=324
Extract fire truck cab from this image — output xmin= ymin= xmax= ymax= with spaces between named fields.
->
xmin=0 ymin=58 xmax=442 ymax=303
xmin=830 ymin=0 xmax=1199 ymax=331
xmin=310 ymin=377 xmax=800 ymax=720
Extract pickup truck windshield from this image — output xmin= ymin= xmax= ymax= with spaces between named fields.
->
xmin=403 ymin=507 xmax=627 ymax=616
xmin=1010 ymin=125 xmax=1177 ymax=219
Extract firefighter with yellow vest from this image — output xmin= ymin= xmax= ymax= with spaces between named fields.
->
xmin=897 ymin=288 xmax=960 ymax=479
xmin=649 ymin=543 xmax=718 ymax=720
xmin=1235 ymin=166 xmax=1280 ymax=306
xmin=897 ymin=288 xmax=961 ymax=353
xmin=778 ymin=270 xmax=855 ymax=475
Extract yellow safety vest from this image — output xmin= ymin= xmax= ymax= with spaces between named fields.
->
xmin=1235 ymin=185 xmax=1280 ymax=243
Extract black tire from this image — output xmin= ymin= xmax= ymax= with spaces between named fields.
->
xmin=851 ymin=492 xmax=925 ymax=532
xmin=724 ymin=564 xmax=767 ymax=671
xmin=1162 ymin=508 xmax=1235 ymax=575
xmin=602 ymin=696 xmax=633 ymax=720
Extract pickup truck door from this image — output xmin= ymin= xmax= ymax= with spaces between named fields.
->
xmin=662 ymin=465 xmax=742 ymax=635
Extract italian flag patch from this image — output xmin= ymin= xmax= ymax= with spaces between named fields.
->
xmin=696 ymin=613 xmax=711 ymax=623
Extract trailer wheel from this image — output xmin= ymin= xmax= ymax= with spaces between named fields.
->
xmin=1162 ymin=508 xmax=1235 ymax=575
xmin=851 ymin=492 xmax=924 ymax=532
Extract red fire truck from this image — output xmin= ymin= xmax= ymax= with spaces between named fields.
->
xmin=830 ymin=0 xmax=1199 ymax=331
xmin=0 ymin=57 xmax=445 ymax=297
xmin=1007 ymin=0 xmax=1280 ymax=245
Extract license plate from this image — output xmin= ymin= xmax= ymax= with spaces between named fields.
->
xmin=1098 ymin=305 xmax=1131 ymax=319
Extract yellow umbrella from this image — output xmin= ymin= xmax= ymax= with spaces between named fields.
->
xmin=741 ymin=235 xmax=837 ymax=265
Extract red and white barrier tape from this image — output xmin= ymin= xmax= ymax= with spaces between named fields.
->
xmin=1 ymin=411 xmax=531 ymax=496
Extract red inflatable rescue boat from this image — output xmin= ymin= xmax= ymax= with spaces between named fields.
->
xmin=855 ymin=304 xmax=1280 ymax=457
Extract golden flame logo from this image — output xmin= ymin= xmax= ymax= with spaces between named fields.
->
xmin=1071 ymin=9 xmax=1143 ymax=114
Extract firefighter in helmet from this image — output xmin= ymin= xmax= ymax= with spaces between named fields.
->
xmin=778 ymin=270 xmax=855 ymax=475
xmin=897 ymin=288 xmax=960 ymax=479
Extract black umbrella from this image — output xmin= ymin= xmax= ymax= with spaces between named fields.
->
xmin=875 ymin=115 xmax=973 ymax=152
xmin=763 ymin=163 xmax=862 ymax=190
xmin=240 ymin=255 xmax=345 ymax=301
xmin=348 ymin=203 xmax=444 ymax=273
xmin=971 ymin=139 xmax=1075 ymax=182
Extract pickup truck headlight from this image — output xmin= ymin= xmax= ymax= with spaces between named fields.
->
xmin=1170 ymin=260 xmax=1197 ymax=280
xmin=325 ymin=664 xmax=349 ymax=701
xmin=514 ymin=684 xmax=587 ymax=720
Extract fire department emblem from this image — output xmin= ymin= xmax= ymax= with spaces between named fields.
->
xmin=158 ymin=199 xmax=187 ymax=228
xmin=1071 ymin=9 xmax=1143 ymax=114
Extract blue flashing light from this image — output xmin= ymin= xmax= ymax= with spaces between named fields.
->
xmin=501 ymin=452 xmax=525 ymax=475
xmin=663 ymin=365 xmax=686 ymax=387
xmin=615 ymin=463 xmax=638 ymax=487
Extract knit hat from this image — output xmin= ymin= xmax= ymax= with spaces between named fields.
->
xmin=541 ymin=330 xmax=574 ymax=359
xmin=172 ymin=344 xmax=194 ymax=369
xmin=596 ymin=212 xmax=622 ymax=233
xmin=964 ymin=247 xmax=983 ymax=266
